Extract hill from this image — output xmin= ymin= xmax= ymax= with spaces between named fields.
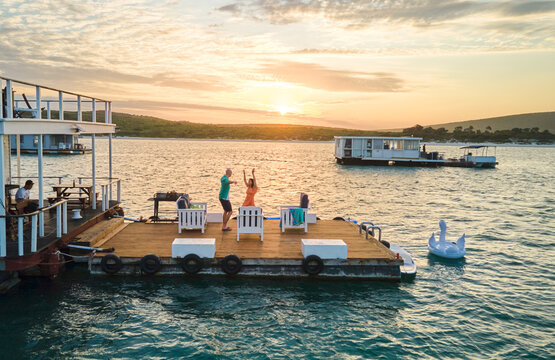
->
xmin=428 ymin=112 xmax=555 ymax=132
xmin=44 ymin=110 xmax=554 ymax=143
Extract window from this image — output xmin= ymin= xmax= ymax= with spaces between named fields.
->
xmin=405 ymin=140 xmax=419 ymax=150
xmin=344 ymin=139 xmax=352 ymax=148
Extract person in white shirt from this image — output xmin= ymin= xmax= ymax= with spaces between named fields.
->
xmin=15 ymin=180 xmax=38 ymax=213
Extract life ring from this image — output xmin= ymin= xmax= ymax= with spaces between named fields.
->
xmin=333 ymin=217 xmax=345 ymax=221
xmin=303 ymin=255 xmax=324 ymax=275
xmin=101 ymin=254 xmax=122 ymax=274
xmin=221 ymin=254 xmax=242 ymax=275
xmin=181 ymin=254 xmax=203 ymax=274
xmin=140 ymin=254 xmax=162 ymax=275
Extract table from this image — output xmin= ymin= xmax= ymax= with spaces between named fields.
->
xmin=52 ymin=184 xmax=93 ymax=207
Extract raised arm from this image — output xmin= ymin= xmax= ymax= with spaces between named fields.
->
xmin=252 ymin=168 xmax=257 ymax=188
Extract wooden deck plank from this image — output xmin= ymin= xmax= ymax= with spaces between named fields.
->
xmin=97 ymin=220 xmax=395 ymax=260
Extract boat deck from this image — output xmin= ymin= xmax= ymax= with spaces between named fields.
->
xmin=96 ymin=220 xmax=395 ymax=260
xmin=91 ymin=219 xmax=402 ymax=280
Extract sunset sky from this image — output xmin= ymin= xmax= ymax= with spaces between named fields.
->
xmin=1 ymin=0 xmax=554 ymax=129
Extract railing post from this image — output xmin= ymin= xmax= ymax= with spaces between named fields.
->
xmin=0 ymin=78 xmax=3 ymax=118
xmin=117 ymin=180 xmax=121 ymax=203
xmin=56 ymin=204 xmax=62 ymax=238
xmin=62 ymin=201 xmax=67 ymax=234
xmin=0 ymin=135 xmax=6 ymax=257
xmin=101 ymin=186 xmax=106 ymax=211
xmin=47 ymin=101 xmax=51 ymax=119
xmin=31 ymin=214 xmax=38 ymax=252
xmin=18 ymin=217 xmax=24 ymax=256
xmin=77 ymin=95 xmax=82 ymax=122
xmin=35 ymin=86 xmax=41 ymax=120
xmin=58 ymin=91 xmax=63 ymax=120
xmin=6 ymin=80 xmax=13 ymax=118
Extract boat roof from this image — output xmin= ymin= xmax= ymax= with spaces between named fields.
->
xmin=460 ymin=145 xmax=494 ymax=149
xmin=334 ymin=136 xmax=423 ymax=141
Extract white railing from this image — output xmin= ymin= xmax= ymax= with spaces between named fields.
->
xmin=2 ymin=199 xmax=68 ymax=257
xmin=78 ymin=177 xmax=122 ymax=210
xmin=101 ymin=179 xmax=122 ymax=211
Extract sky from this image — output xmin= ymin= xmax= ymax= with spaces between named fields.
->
xmin=0 ymin=0 xmax=554 ymax=130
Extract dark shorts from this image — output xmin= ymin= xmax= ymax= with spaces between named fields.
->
xmin=219 ymin=199 xmax=232 ymax=212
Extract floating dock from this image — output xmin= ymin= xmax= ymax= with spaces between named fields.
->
xmin=87 ymin=219 xmax=403 ymax=281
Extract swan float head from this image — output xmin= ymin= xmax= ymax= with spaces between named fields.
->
xmin=428 ymin=220 xmax=466 ymax=259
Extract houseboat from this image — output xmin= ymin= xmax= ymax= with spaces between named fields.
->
xmin=0 ymin=76 xmax=119 ymax=292
xmin=334 ymin=136 xmax=497 ymax=168
xmin=10 ymin=134 xmax=91 ymax=155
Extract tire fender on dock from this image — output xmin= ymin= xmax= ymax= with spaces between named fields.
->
xmin=181 ymin=254 xmax=203 ymax=274
xmin=140 ymin=254 xmax=162 ymax=275
xmin=101 ymin=254 xmax=123 ymax=275
xmin=221 ymin=254 xmax=242 ymax=275
xmin=303 ymin=255 xmax=324 ymax=275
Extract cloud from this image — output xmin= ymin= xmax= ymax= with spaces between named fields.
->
xmin=218 ymin=0 xmax=555 ymax=27
xmin=261 ymin=61 xmax=405 ymax=93
xmin=501 ymin=1 xmax=555 ymax=16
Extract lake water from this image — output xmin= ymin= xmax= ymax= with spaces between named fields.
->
xmin=1 ymin=139 xmax=554 ymax=359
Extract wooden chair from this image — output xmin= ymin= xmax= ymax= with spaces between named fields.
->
xmin=176 ymin=201 xmax=207 ymax=233
xmin=237 ymin=206 xmax=263 ymax=242
xmin=280 ymin=206 xmax=308 ymax=233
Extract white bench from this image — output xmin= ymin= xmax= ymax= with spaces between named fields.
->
xmin=177 ymin=201 xmax=207 ymax=233
xmin=301 ymin=239 xmax=347 ymax=259
xmin=280 ymin=206 xmax=308 ymax=232
xmin=237 ymin=206 xmax=263 ymax=242
xmin=172 ymin=238 xmax=215 ymax=258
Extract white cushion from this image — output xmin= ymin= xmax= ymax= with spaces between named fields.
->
xmin=301 ymin=239 xmax=347 ymax=259
xmin=172 ymin=238 xmax=215 ymax=258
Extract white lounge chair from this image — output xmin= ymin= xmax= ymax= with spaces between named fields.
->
xmin=237 ymin=206 xmax=263 ymax=242
xmin=177 ymin=201 xmax=207 ymax=233
xmin=280 ymin=206 xmax=308 ymax=233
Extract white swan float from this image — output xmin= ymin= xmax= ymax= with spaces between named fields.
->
xmin=428 ymin=220 xmax=466 ymax=259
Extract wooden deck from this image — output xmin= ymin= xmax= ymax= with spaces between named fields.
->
xmin=96 ymin=219 xmax=395 ymax=260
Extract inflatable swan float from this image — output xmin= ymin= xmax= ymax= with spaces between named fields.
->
xmin=428 ymin=220 xmax=466 ymax=259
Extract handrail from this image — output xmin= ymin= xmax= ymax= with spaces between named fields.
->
xmin=1 ymin=199 xmax=68 ymax=256
xmin=11 ymin=176 xmax=64 ymax=184
xmin=359 ymin=221 xmax=375 ymax=236
xmin=0 ymin=76 xmax=110 ymax=102
xmin=0 ymin=199 xmax=68 ymax=218
xmin=365 ymin=226 xmax=382 ymax=241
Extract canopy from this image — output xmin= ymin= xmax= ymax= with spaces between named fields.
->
xmin=460 ymin=145 xmax=491 ymax=149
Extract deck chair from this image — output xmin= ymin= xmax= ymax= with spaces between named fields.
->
xmin=237 ymin=206 xmax=263 ymax=242
xmin=280 ymin=206 xmax=308 ymax=233
xmin=176 ymin=200 xmax=207 ymax=233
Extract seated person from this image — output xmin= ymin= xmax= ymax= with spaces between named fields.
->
xmin=15 ymin=180 xmax=38 ymax=213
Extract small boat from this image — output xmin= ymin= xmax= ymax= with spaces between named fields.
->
xmin=428 ymin=220 xmax=466 ymax=259
xmin=389 ymin=244 xmax=417 ymax=277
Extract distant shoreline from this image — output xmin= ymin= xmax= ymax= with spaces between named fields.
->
xmin=106 ymin=136 xmax=555 ymax=147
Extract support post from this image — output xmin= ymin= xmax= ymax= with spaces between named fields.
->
xmin=58 ymin=91 xmax=63 ymax=120
xmin=108 ymin=102 xmax=112 ymax=201
xmin=47 ymin=102 xmax=51 ymax=119
xmin=0 ymin=135 xmax=6 ymax=257
xmin=38 ymin=134 xmax=44 ymax=237
xmin=16 ymin=135 xmax=20 ymax=181
xmin=91 ymin=99 xmax=96 ymax=210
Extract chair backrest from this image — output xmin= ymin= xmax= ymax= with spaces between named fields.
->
xmin=238 ymin=206 xmax=263 ymax=230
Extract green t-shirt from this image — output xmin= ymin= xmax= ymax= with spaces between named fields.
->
xmin=219 ymin=175 xmax=230 ymax=200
